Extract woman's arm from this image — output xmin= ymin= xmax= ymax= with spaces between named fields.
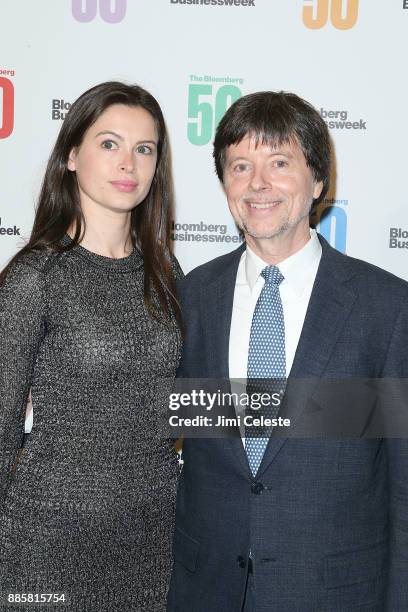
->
xmin=0 ymin=254 xmax=46 ymax=502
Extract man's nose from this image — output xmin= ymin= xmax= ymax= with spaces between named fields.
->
xmin=249 ymin=165 xmax=270 ymax=190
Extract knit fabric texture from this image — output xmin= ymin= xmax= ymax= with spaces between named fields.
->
xmin=0 ymin=239 xmax=182 ymax=611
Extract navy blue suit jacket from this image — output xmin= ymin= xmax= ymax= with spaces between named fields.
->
xmin=168 ymin=236 xmax=408 ymax=611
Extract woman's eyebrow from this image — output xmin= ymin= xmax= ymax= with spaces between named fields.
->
xmin=95 ymin=130 xmax=123 ymax=140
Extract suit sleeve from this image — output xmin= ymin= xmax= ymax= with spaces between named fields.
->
xmin=0 ymin=257 xmax=46 ymax=505
xmin=175 ymin=275 xmax=202 ymax=380
xmin=383 ymin=297 xmax=408 ymax=609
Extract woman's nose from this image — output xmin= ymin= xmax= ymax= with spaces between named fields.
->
xmin=119 ymin=151 xmax=135 ymax=173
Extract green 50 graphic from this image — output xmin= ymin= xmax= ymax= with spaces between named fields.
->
xmin=188 ymin=84 xmax=242 ymax=146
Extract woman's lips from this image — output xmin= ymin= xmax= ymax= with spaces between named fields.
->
xmin=110 ymin=181 xmax=138 ymax=193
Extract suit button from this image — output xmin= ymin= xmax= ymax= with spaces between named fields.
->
xmin=237 ymin=555 xmax=246 ymax=568
xmin=251 ymin=482 xmax=264 ymax=495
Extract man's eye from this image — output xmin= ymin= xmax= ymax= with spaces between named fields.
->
xmin=234 ymin=164 xmax=248 ymax=172
xmin=275 ymin=160 xmax=287 ymax=168
xmin=137 ymin=144 xmax=152 ymax=154
xmin=101 ymin=140 xmax=117 ymax=150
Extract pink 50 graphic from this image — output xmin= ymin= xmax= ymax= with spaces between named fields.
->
xmin=72 ymin=0 xmax=127 ymax=23
xmin=0 ymin=78 xmax=14 ymax=139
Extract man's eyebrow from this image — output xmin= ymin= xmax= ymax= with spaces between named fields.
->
xmin=268 ymin=149 xmax=294 ymax=157
xmin=226 ymin=150 xmax=293 ymax=164
xmin=227 ymin=156 xmax=249 ymax=164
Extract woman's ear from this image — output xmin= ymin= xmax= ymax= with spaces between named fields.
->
xmin=67 ymin=148 xmax=77 ymax=171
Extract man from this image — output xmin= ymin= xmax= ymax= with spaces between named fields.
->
xmin=168 ymin=92 xmax=408 ymax=611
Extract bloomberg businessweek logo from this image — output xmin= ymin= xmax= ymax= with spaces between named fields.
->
xmin=0 ymin=217 xmax=21 ymax=237
xmin=51 ymin=98 xmax=72 ymax=120
xmin=389 ymin=227 xmax=408 ymax=250
xmin=171 ymin=220 xmax=243 ymax=245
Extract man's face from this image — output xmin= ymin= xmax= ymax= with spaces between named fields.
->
xmin=223 ymin=135 xmax=323 ymax=252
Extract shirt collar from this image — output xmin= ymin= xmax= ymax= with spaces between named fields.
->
xmin=245 ymin=229 xmax=322 ymax=297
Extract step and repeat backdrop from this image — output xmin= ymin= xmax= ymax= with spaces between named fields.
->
xmin=1 ymin=0 xmax=407 ymax=279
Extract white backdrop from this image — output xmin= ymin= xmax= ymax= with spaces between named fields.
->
xmin=1 ymin=0 xmax=407 ymax=279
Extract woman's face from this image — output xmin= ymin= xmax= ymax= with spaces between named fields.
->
xmin=68 ymin=104 xmax=159 ymax=215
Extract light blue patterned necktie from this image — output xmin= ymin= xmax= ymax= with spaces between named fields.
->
xmin=245 ymin=265 xmax=286 ymax=476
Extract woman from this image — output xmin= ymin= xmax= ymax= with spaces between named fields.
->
xmin=0 ymin=82 xmax=182 ymax=611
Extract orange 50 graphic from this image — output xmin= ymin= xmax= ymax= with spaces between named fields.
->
xmin=0 ymin=78 xmax=14 ymax=139
xmin=303 ymin=0 xmax=359 ymax=30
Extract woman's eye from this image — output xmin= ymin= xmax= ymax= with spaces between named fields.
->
xmin=101 ymin=140 xmax=117 ymax=150
xmin=136 ymin=144 xmax=152 ymax=155
xmin=234 ymin=164 xmax=248 ymax=173
xmin=275 ymin=159 xmax=287 ymax=168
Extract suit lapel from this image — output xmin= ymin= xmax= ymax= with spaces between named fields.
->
xmin=257 ymin=237 xmax=357 ymax=476
xmin=200 ymin=244 xmax=245 ymax=379
xmin=199 ymin=244 xmax=253 ymax=478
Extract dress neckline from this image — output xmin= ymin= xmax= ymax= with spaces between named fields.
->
xmin=60 ymin=234 xmax=144 ymax=272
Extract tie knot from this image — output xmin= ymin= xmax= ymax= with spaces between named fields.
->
xmin=261 ymin=265 xmax=284 ymax=286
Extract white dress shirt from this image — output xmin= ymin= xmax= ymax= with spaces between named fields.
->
xmin=229 ymin=229 xmax=322 ymax=381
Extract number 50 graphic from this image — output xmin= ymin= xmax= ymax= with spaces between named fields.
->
xmin=0 ymin=78 xmax=14 ymax=139
xmin=72 ymin=0 xmax=127 ymax=23
xmin=303 ymin=0 xmax=359 ymax=30
xmin=188 ymin=84 xmax=242 ymax=146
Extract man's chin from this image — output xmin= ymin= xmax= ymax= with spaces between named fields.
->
xmin=242 ymin=223 xmax=288 ymax=241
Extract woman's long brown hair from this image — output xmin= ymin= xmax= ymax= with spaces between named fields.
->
xmin=0 ymin=81 xmax=181 ymax=325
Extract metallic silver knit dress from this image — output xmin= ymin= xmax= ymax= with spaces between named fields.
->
xmin=0 ymin=240 xmax=182 ymax=611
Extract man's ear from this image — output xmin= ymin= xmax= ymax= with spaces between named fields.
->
xmin=67 ymin=148 xmax=77 ymax=171
xmin=313 ymin=180 xmax=323 ymax=200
